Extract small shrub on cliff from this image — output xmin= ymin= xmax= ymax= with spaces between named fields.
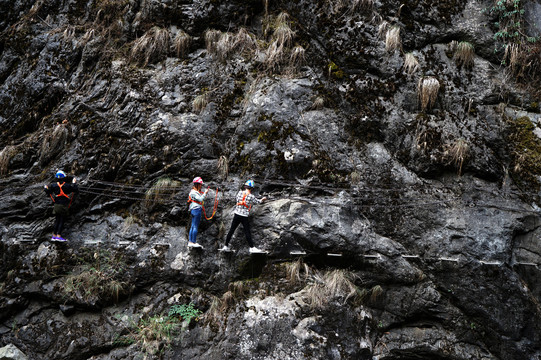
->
xmin=129 ymin=26 xmax=170 ymax=67
xmin=417 ymin=76 xmax=440 ymax=111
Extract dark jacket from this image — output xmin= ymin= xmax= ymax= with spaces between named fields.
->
xmin=45 ymin=181 xmax=79 ymax=206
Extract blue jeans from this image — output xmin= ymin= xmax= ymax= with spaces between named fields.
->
xmin=189 ymin=208 xmax=202 ymax=243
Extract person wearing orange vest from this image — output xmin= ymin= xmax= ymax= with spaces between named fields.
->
xmin=44 ymin=170 xmax=78 ymax=242
xmin=220 ymin=179 xmax=267 ymax=253
xmin=187 ymin=177 xmax=208 ymax=248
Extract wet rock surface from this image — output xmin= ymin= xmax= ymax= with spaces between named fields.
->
xmin=1 ymin=0 xmax=541 ymax=359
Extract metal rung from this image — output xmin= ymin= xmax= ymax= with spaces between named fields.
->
xmin=515 ymin=262 xmax=538 ymax=267
xmin=439 ymin=257 xmax=459 ymax=262
xmin=155 ymin=243 xmax=170 ymax=247
xmin=290 ymin=251 xmax=306 ymax=255
xmin=363 ymin=254 xmax=380 ymax=259
xmin=479 ymin=260 xmax=502 ymax=266
xmin=118 ymin=241 xmax=131 ymax=245
xmin=84 ymin=240 xmax=103 ymax=245
xmin=327 ymin=253 xmax=342 ymax=257
xmin=401 ymin=255 xmax=419 ymax=259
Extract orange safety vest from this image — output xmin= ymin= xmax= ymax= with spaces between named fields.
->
xmin=50 ymin=182 xmax=70 ymax=202
xmin=236 ymin=190 xmax=252 ymax=210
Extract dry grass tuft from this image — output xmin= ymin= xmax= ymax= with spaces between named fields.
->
xmin=377 ymin=20 xmax=389 ymax=39
xmin=265 ymin=40 xmax=286 ymax=71
xmin=206 ymin=28 xmax=257 ymax=62
xmin=0 ymin=146 xmax=17 ymax=176
xmin=454 ymin=41 xmax=475 ymax=68
xmin=370 ymin=285 xmax=383 ymax=302
xmin=174 ymin=30 xmax=192 ymax=58
xmin=403 ymin=52 xmax=419 ymax=75
xmin=503 ymin=43 xmax=521 ymax=70
xmin=289 ymin=45 xmax=306 ymax=68
xmin=203 ymin=296 xmax=225 ymax=328
xmin=193 ymin=93 xmax=209 ymax=114
xmin=417 ymin=76 xmax=440 ymax=111
xmin=130 ymin=26 xmax=170 ymax=67
xmin=311 ymin=96 xmax=326 ymax=110
xmin=305 ymin=269 xmax=361 ymax=309
xmin=205 ymin=29 xmax=223 ymax=54
xmin=145 ymin=177 xmax=180 ymax=204
xmin=284 ymin=259 xmax=310 ymax=285
xmin=330 ymin=0 xmax=373 ymax=13
xmin=234 ymin=27 xmax=258 ymax=55
xmin=385 ymin=26 xmax=401 ymax=52
xmin=217 ymin=155 xmax=229 ymax=179
xmin=444 ymin=138 xmax=469 ymax=175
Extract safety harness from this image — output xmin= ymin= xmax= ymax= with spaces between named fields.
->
xmin=188 ymin=188 xmax=220 ymax=220
xmin=236 ymin=190 xmax=252 ymax=211
xmin=49 ymin=182 xmax=74 ymax=208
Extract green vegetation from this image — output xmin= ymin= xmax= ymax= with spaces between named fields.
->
xmin=168 ymin=303 xmax=202 ymax=324
xmin=507 ymin=116 xmax=541 ymax=187
xmin=486 ymin=0 xmax=541 ymax=92
xmin=125 ymin=303 xmax=202 ymax=354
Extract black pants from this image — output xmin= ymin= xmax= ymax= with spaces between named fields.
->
xmin=53 ymin=204 xmax=69 ymax=235
xmin=225 ymin=214 xmax=254 ymax=247
xmin=54 ymin=214 xmax=65 ymax=234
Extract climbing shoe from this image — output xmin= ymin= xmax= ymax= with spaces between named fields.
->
xmin=219 ymin=245 xmax=231 ymax=252
xmin=188 ymin=242 xmax=203 ymax=248
xmin=55 ymin=236 xmax=67 ymax=242
xmin=249 ymin=247 xmax=265 ymax=254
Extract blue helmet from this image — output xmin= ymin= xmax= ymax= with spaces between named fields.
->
xmin=244 ymin=179 xmax=255 ymax=188
xmin=55 ymin=170 xmax=66 ymax=179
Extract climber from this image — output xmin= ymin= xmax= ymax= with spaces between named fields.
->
xmin=220 ymin=180 xmax=267 ymax=253
xmin=187 ymin=177 xmax=209 ymax=248
xmin=44 ymin=170 xmax=78 ymax=242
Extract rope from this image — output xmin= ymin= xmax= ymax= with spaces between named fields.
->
xmin=202 ymin=188 xmax=220 ymax=220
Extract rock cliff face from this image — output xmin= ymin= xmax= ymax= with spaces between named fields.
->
xmin=1 ymin=0 xmax=541 ymax=359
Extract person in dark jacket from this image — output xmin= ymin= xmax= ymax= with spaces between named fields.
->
xmin=44 ymin=170 xmax=78 ymax=242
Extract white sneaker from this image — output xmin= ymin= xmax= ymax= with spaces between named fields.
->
xmin=249 ymin=247 xmax=265 ymax=253
xmin=188 ymin=242 xmax=203 ymax=248
xmin=219 ymin=245 xmax=230 ymax=252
